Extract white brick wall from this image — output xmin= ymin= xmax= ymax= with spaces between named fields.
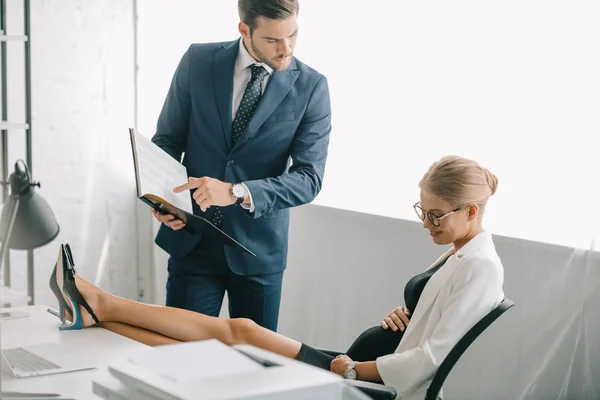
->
xmin=2 ymin=0 xmax=145 ymax=307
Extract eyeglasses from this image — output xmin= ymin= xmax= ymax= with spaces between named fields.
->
xmin=413 ymin=202 xmax=462 ymax=227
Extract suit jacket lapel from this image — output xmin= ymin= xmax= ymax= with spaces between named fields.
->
xmin=231 ymin=59 xmax=300 ymax=152
xmin=400 ymin=248 xmax=456 ymax=346
xmin=213 ymin=40 xmax=239 ymax=152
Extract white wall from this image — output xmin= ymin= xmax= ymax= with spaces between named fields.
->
xmin=2 ymin=0 xmax=142 ymax=306
xmin=134 ymin=0 xmax=600 ymax=250
xmin=136 ymin=0 xmax=239 ymax=139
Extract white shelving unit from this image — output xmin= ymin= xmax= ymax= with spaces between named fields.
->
xmin=1 ymin=1 xmax=35 ymax=305
xmin=0 ymin=34 xmax=27 ymax=41
xmin=0 ymin=121 xmax=28 ymax=130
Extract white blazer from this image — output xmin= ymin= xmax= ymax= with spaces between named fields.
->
xmin=376 ymin=231 xmax=505 ymax=400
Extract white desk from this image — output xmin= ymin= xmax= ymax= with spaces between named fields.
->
xmin=1 ymin=305 xmax=148 ymax=399
xmin=1 ymin=306 xmax=374 ymax=400
xmin=0 ymin=286 xmax=29 ymax=306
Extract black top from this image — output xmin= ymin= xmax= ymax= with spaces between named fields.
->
xmin=295 ymin=254 xmax=454 ymax=370
xmin=404 ymin=256 xmax=450 ymax=312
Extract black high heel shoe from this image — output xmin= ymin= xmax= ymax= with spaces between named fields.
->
xmin=49 ymin=260 xmax=73 ymax=322
xmin=64 ymin=243 xmax=75 ymax=271
xmin=50 ymin=242 xmax=78 ymax=321
xmin=57 ymin=244 xmax=100 ymax=330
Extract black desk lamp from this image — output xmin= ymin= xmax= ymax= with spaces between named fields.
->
xmin=0 ymin=159 xmax=60 ymax=289
xmin=0 ymin=161 xmax=60 ymax=400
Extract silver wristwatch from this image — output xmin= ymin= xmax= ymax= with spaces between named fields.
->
xmin=231 ymin=183 xmax=247 ymax=205
xmin=344 ymin=361 xmax=357 ymax=380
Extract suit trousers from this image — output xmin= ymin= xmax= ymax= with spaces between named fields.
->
xmin=165 ymin=229 xmax=284 ymax=332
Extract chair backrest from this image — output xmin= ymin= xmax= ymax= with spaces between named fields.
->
xmin=425 ymin=298 xmax=515 ymax=400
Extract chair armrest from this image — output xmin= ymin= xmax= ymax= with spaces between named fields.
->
xmin=344 ymin=380 xmax=397 ymax=399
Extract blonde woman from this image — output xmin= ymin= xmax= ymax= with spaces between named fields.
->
xmin=51 ymin=155 xmax=504 ymax=400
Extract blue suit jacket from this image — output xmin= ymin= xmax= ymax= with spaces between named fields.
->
xmin=152 ymin=39 xmax=331 ymax=276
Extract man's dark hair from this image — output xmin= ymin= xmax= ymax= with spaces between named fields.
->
xmin=238 ymin=0 xmax=299 ymax=32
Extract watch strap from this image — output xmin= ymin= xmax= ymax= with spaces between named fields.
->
xmin=232 ymin=183 xmax=245 ymax=205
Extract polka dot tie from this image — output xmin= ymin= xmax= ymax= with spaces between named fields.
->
xmin=232 ymin=64 xmax=269 ymax=145
xmin=210 ymin=64 xmax=268 ymax=228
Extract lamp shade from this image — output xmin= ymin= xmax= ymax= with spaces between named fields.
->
xmin=0 ymin=160 xmax=59 ymax=250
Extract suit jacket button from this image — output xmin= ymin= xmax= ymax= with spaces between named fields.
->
xmin=226 ymin=160 xmax=234 ymax=167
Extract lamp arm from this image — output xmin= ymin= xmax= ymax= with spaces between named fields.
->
xmin=0 ymin=197 xmax=20 ymax=275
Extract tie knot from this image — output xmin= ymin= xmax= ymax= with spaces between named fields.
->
xmin=250 ymin=64 xmax=268 ymax=81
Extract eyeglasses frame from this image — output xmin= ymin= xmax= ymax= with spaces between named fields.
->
xmin=413 ymin=202 xmax=464 ymax=227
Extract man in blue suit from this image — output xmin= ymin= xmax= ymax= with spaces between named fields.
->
xmin=150 ymin=0 xmax=331 ymax=331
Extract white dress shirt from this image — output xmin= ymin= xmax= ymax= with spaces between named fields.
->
xmin=232 ymin=38 xmax=274 ymax=213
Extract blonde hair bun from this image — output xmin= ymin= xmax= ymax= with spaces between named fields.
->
xmin=483 ymin=168 xmax=498 ymax=196
xmin=419 ymin=155 xmax=498 ymax=212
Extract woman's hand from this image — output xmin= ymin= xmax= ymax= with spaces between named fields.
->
xmin=330 ymin=354 xmax=353 ymax=377
xmin=381 ymin=306 xmax=411 ymax=332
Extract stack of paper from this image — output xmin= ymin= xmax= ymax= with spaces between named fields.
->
xmin=92 ymin=339 xmax=367 ymax=400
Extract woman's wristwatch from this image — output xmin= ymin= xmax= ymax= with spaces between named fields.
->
xmin=344 ymin=361 xmax=357 ymax=380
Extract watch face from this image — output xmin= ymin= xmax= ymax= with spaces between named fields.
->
xmin=344 ymin=368 xmax=357 ymax=380
xmin=233 ymin=184 xmax=246 ymax=198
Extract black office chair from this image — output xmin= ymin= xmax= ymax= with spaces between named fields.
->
xmin=335 ymin=298 xmax=515 ymax=400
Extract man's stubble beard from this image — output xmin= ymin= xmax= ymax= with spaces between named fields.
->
xmin=250 ymin=40 xmax=292 ymax=72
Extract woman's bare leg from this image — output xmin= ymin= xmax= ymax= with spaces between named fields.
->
xmin=97 ymin=322 xmax=181 ymax=347
xmin=75 ymin=274 xmax=303 ymax=359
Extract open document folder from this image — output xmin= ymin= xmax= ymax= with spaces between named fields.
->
xmin=93 ymin=340 xmax=369 ymax=400
xmin=128 ymin=128 xmax=255 ymax=256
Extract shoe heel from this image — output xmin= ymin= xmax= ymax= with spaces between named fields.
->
xmin=59 ymin=302 xmax=84 ymax=330
xmin=58 ymin=304 xmax=68 ymax=322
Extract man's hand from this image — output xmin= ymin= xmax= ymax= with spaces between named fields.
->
xmin=150 ymin=208 xmax=186 ymax=231
xmin=174 ymin=177 xmax=235 ymax=212
xmin=330 ymin=354 xmax=354 ymax=377
xmin=381 ymin=306 xmax=411 ymax=332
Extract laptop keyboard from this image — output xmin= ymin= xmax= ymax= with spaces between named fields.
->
xmin=3 ymin=347 xmax=61 ymax=372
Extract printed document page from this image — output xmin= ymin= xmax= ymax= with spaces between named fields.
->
xmin=130 ymin=129 xmax=192 ymax=213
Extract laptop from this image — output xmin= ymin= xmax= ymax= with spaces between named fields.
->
xmin=1 ymin=342 xmax=97 ymax=378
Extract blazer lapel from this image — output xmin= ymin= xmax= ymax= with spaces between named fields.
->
xmin=397 ymin=232 xmax=495 ymax=350
xmin=231 ymin=59 xmax=300 ymax=152
xmin=213 ymin=40 xmax=239 ymax=152
xmin=400 ymin=248 xmax=456 ymax=346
